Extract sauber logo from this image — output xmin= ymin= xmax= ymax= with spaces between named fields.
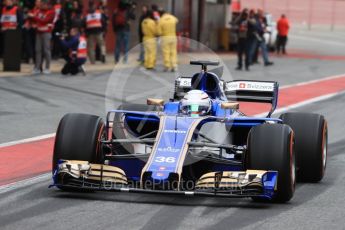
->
xmin=157 ymin=147 xmax=181 ymax=153
xmin=164 ymin=130 xmax=187 ymax=134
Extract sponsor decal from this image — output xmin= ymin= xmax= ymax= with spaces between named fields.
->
xmin=179 ymin=78 xmax=192 ymax=87
xmin=226 ymin=81 xmax=274 ymax=92
xmin=164 ymin=129 xmax=187 ymax=134
xmin=154 ymin=156 xmax=176 ymax=163
xmin=144 ymin=116 xmax=200 ymax=181
xmin=157 ymin=147 xmax=181 ymax=153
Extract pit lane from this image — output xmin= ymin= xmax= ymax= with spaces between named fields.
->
xmin=0 ymin=29 xmax=345 ymax=230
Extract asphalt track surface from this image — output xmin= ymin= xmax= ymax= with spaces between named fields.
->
xmin=1 ymin=30 xmax=345 ymax=229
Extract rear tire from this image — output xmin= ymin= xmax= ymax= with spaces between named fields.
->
xmin=53 ymin=113 xmax=105 ymax=174
xmin=247 ymin=124 xmax=295 ymax=203
xmin=280 ymin=112 xmax=327 ymax=182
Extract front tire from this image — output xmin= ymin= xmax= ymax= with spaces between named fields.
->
xmin=247 ymin=124 xmax=295 ymax=203
xmin=280 ymin=112 xmax=327 ymax=182
xmin=53 ymin=113 xmax=105 ymax=174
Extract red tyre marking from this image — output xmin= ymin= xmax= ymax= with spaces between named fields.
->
xmin=95 ymin=123 xmax=105 ymax=161
xmin=108 ymin=124 xmax=113 ymax=141
xmin=290 ymin=131 xmax=296 ymax=189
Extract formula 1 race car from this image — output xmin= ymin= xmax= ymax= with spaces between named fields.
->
xmin=51 ymin=61 xmax=328 ymax=203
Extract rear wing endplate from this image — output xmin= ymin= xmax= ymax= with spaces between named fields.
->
xmin=224 ymin=80 xmax=279 ymax=117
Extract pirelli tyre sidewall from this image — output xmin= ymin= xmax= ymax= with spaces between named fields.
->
xmin=247 ymin=123 xmax=295 ymax=203
xmin=53 ymin=113 xmax=105 ymax=174
xmin=280 ymin=112 xmax=328 ymax=182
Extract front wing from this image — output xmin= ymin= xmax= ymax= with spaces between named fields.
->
xmin=51 ymin=160 xmax=278 ymax=199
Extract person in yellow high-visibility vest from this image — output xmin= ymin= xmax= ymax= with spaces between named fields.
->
xmin=158 ymin=10 xmax=178 ymax=72
xmin=141 ymin=11 xmax=158 ymax=70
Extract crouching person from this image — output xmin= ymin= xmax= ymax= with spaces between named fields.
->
xmin=59 ymin=27 xmax=87 ymax=75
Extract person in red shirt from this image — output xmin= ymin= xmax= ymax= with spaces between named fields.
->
xmin=29 ymin=0 xmax=55 ymax=74
xmin=276 ymin=14 xmax=290 ymax=55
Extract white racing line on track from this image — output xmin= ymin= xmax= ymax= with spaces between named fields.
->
xmin=0 ymin=133 xmax=55 ymax=148
xmin=289 ymin=34 xmax=345 ymax=47
xmin=255 ymin=90 xmax=345 ymax=118
xmin=0 ymin=74 xmax=345 ymax=192
xmin=0 ymin=173 xmax=51 ymax=194
xmin=279 ymin=73 xmax=345 ymax=89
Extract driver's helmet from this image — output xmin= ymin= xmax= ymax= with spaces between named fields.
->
xmin=180 ymin=90 xmax=212 ymax=116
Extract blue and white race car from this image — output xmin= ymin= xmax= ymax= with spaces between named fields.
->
xmin=51 ymin=61 xmax=327 ymax=203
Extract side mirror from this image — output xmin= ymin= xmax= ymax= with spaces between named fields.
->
xmin=147 ymin=98 xmax=164 ymax=106
xmin=221 ymin=102 xmax=239 ymax=110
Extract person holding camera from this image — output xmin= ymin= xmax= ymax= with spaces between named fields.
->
xmin=59 ymin=27 xmax=87 ymax=75
xmin=112 ymin=0 xmax=136 ymax=64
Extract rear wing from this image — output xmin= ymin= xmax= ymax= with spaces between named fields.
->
xmin=224 ymin=80 xmax=279 ymax=117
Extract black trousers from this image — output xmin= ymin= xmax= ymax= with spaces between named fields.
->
xmin=23 ymin=28 xmax=36 ymax=63
xmin=52 ymin=31 xmax=62 ymax=59
xmin=237 ymin=38 xmax=250 ymax=69
xmin=61 ymin=56 xmax=85 ymax=75
xmin=3 ymin=29 xmax=22 ymax=71
xmin=61 ymin=62 xmax=79 ymax=75
xmin=277 ymin=35 xmax=288 ymax=54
